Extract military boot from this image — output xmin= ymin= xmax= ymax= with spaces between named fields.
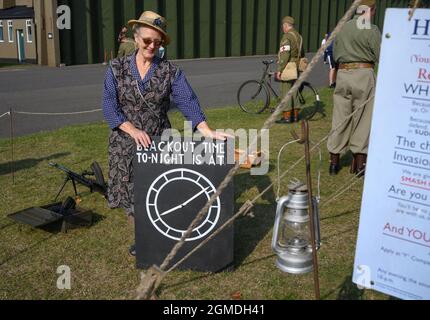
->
xmin=329 ymin=153 xmax=340 ymax=176
xmin=354 ymin=153 xmax=367 ymax=177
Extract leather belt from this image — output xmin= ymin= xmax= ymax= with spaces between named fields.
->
xmin=338 ymin=62 xmax=375 ymax=70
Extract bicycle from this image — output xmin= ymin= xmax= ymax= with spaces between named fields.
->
xmin=237 ymin=60 xmax=325 ymax=121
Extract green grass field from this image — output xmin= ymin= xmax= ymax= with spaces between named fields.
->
xmin=0 ymin=88 xmax=390 ymax=300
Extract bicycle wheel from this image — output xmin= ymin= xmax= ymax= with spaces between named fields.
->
xmin=298 ymin=82 xmax=324 ymax=121
xmin=237 ymin=80 xmax=270 ymax=114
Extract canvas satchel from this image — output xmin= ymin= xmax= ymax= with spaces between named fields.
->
xmin=280 ymin=61 xmax=298 ymax=81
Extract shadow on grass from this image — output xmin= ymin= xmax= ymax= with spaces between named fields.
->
xmin=0 ymin=234 xmax=56 ymax=267
xmin=321 ymin=209 xmax=357 ymax=221
xmin=160 ymin=253 xmax=276 ymax=296
xmin=233 ymin=171 xmax=276 ymax=267
xmin=38 ymin=212 xmax=106 ymax=234
xmin=340 ymin=152 xmax=354 ymax=171
xmin=0 ymin=220 xmax=16 ymax=231
xmin=321 ymin=226 xmax=357 ymax=243
xmin=337 ymin=275 xmax=365 ymax=300
xmin=0 ymin=212 xmax=105 ymax=267
xmin=320 ymin=275 xmax=365 ymax=300
xmin=0 ymin=152 xmax=70 ymax=176
xmin=300 ymin=101 xmax=327 ymax=122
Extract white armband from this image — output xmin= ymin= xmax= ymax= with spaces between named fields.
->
xmin=280 ymin=45 xmax=291 ymax=53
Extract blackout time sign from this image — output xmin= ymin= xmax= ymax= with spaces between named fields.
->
xmin=134 ymin=137 xmax=235 ymax=272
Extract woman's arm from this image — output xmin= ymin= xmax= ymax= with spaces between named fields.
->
xmin=102 ymin=67 xmax=152 ymax=147
xmin=102 ymin=67 xmax=128 ymax=129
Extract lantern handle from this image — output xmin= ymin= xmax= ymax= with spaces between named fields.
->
xmin=290 ymin=121 xmax=308 ymax=145
xmin=276 ymin=140 xmax=301 ymax=200
xmin=271 ymin=196 xmax=291 ymax=254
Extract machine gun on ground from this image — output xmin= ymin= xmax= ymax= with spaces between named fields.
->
xmin=49 ymin=162 xmax=107 ymax=201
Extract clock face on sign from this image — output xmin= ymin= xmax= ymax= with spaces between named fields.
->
xmin=146 ymin=168 xmax=221 ymax=241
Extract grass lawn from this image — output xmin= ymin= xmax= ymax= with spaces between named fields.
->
xmin=0 ymin=88 xmax=389 ymax=300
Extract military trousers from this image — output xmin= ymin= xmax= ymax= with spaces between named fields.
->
xmin=280 ymin=80 xmax=300 ymax=112
xmin=327 ymin=68 xmax=375 ymax=155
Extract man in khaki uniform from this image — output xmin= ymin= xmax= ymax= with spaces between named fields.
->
xmin=117 ymin=38 xmax=136 ymax=58
xmin=116 ymin=26 xmax=136 ymax=58
xmin=276 ymin=16 xmax=305 ymax=124
xmin=327 ymin=0 xmax=381 ymax=176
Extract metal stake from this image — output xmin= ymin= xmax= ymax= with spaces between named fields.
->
xmin=292 ymin=120 xmax=321 ymax=300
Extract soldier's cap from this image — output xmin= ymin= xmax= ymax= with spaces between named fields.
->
xmin=282 ymin=16 xmax=295 ymax=25
xmin=128 ymin=11 xmax=171 ymax=45
xmin=360 ymin=0 xmax=376 ymax=7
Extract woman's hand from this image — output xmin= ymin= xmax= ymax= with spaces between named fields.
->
xmin=119 ymin=122 xmax=152 ymax=148
xmin=130 ymin=128 xmax=152 ymax=148
xmin=197 ymin=122 xmax=234 ymax=141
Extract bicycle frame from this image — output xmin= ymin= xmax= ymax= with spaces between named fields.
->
xmin=260 ymin=63 xmax=279 ymax=100
xmin=237 ymin=59 xmax=323 ymax=119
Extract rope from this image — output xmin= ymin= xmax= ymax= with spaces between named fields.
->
xmin=166 ymin=200 xmax=254 ymax=273
xmin=0 ymin=112 xmax=10 ymax=119
xmin=13 ymin=109 xmax=102 ymax=116
xmin=409 ymin=0 xmax=421 ymax=20
xmin=136 ymin=0 xmax=366 ymax=300
xmin=320 ymin=170 xmax=365 ymax=209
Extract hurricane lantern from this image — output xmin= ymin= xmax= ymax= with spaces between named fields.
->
xmin=272 ymin=181 xmax=321 ymax=274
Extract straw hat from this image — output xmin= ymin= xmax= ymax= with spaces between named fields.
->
xmin=128 ymin=11 xmax=171 ymax=45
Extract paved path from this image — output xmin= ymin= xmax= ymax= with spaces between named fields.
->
xmin=0 ymin=54 xmax=328 ymax=138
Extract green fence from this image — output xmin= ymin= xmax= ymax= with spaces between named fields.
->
xmin=58 ymin=0 xmax=410 ymax=65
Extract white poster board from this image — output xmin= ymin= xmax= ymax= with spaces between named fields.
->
xmin=353 ymin=9 xmax=430 ymax=300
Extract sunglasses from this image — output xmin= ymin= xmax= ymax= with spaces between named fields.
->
xmin=139 ymin=37 xmax=164 ymax=48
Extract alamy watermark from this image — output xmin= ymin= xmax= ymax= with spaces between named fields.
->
xmin=356 ymin=5 xmax=373 ymax=30
xmin=56 ymin=265 xmax=71 ymax=290
xmin=57 ymin=5 xmax=71 ymax=30
xmin=137 ymin=122 xmax=270 ymax=176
